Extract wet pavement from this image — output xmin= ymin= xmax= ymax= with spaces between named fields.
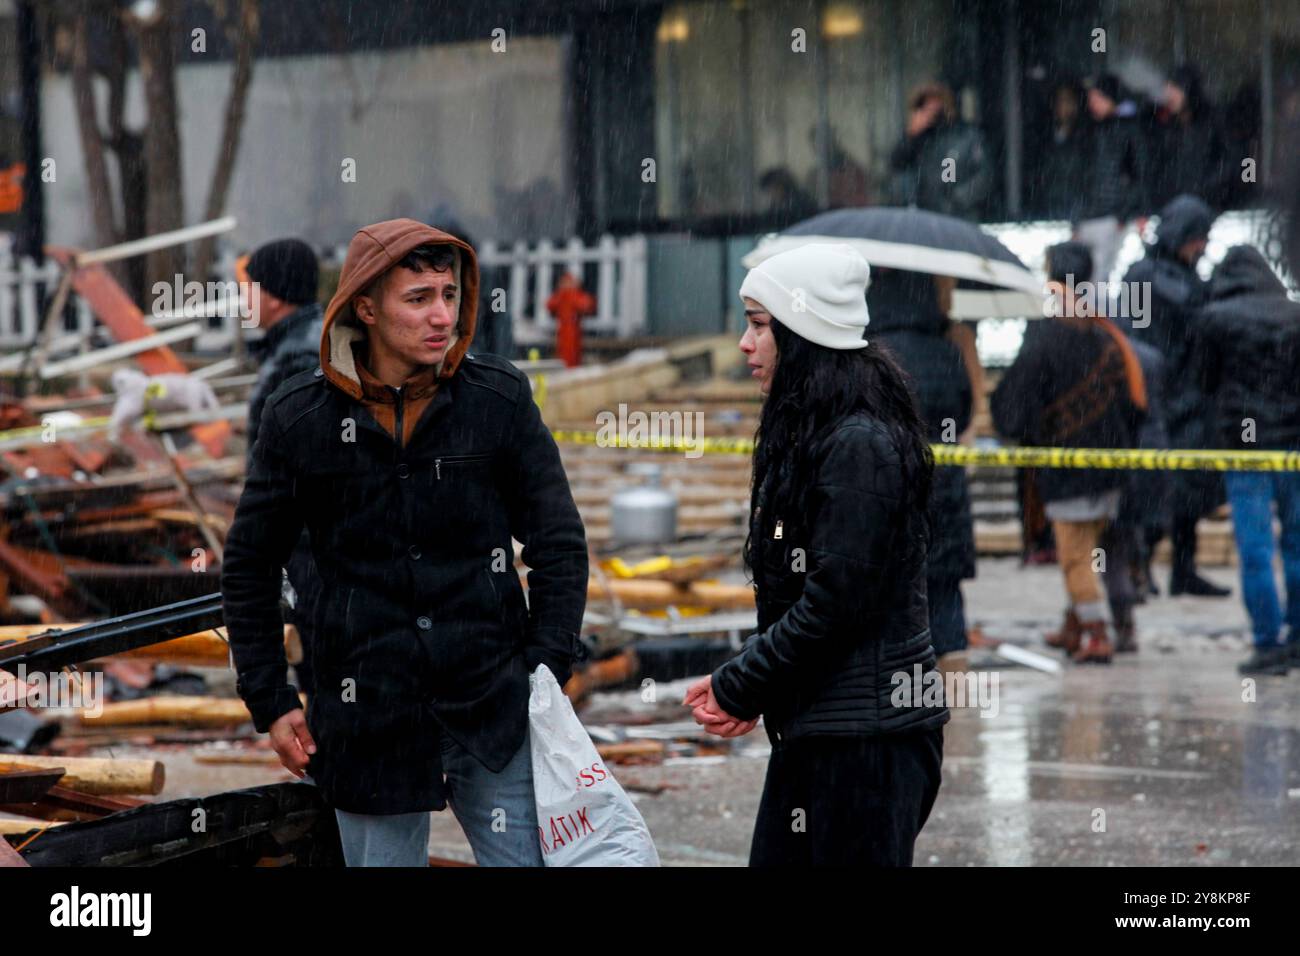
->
xmin=110 ymin=557 xmax=1300 ymax=865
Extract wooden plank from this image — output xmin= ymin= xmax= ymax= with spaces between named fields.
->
xmin=0 ymin=756 xmax=164 ymax=796
xmin=0 ymin=783 xmax=147 ymax=823
xmin=0 ymin=768 xmax=64 ymax=804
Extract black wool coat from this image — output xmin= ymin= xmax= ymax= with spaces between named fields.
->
xmin=221 ymin=352 xmax=588 ymax=814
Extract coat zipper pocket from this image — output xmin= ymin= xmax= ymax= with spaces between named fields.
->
xmin=434 ymin=453 xmax=493 ymax=480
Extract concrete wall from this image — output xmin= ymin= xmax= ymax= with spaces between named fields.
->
xmin=38 ymin=36 xmax=573 ymax=253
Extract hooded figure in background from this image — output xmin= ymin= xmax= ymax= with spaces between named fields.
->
xmin=1123 ymin=194 xmax=1228 ymax=598
xmin=867 ymin=268 xmax=976 ymax=665
xmin=1195 ymin=245 xmax=1300 ymax=675
xmin=221 ymin=218 xmax=588 ymax=867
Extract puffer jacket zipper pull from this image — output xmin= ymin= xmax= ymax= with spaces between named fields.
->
xmin=436 ymin=458 xmax=442 ymax=480
xmin=774 ymin=519 xmax=783 ymax=540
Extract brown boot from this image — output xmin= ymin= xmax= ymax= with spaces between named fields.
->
xmin=1046 ymin=609 xmax=1083 ymax=653
xmin=1072 ymin=620 xmax=1114 ymax=663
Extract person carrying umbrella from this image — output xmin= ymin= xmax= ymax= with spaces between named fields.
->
xmin=868 ymin=268 xmax=977 ymax=669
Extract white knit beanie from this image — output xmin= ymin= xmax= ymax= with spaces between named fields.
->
xmin=739 ymin=244 xmax=870 ymax=349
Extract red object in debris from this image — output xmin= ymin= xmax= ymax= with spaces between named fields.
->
xmin=546 ymin=273 xmax=596 ymax=369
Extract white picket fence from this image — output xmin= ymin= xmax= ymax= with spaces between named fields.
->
xmin=0 ymin=234 xmax=96 ymax=349
xmin=0 ymin=232 xmax=649 ymax=357
xmin=478 ymin=234 xmax=648 ymax=345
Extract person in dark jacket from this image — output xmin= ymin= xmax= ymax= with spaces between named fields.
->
xmin=992 ymin=242 xmax=1147 ymax=660
xmin=684 ymin=244 xmax=948 ymax=867
xmin=889 ymin=82 xmax=993 ymax=221
xmin=1035 ymin=80 xmax=1090 ymax=221
xmin=1148 ymin=65 xmax=1230 ymax=210
xmin=221 ymin=218 xmax=588 ymax=867
xmin=1195 ymin=245 xmax=1300 ymax=675
xmin=1073 ymin=73 xmax=1149 ymax=282
xmin=238 ymin=238 xmax=325 ymax=696
xmin=1125 ymin=193 xmax=1229 ymax=597
xmin=868 ymin=268 xmax=976 ymax=664
xmin=1121 ymin=337 xmax=1170 ymax=602
xmin=240 ymin=239 xmax=325 ymax=452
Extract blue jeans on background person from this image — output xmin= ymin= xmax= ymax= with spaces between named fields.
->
xmin=332 ymin=731 xmax=543 ymax=867
xmin=1224 ymin=471 xmax=1300 ymax=648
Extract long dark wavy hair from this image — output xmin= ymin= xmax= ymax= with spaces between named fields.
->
xmin=743 ymin=318 xmax=934 ymax=590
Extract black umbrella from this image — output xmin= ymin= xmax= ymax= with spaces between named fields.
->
xmin=743 ymin=206 xmax=1043 ymax=317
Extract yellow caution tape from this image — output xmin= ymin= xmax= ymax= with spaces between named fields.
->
xmin=931 ymin=444 xmax=1300 ymax=472
xmin=551 ymin=429 xmax=758 ymax=455
xmin=551 ymin=429 xmax=1300 ymax=472
xmin=0 ymin=414 xmax=114 ymax=444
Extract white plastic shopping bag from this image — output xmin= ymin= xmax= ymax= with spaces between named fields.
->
xmin=529 ymin=664 xmax=660 ymax=866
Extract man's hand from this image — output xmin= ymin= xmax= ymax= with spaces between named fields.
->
xmin=268 ymin=708 xmax=316 ymax=778
xmin=683 ymin=675 xmax=759 ymax=739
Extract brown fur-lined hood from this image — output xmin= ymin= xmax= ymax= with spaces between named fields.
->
xmin=320 ymin=218 xmax=479 ymax=400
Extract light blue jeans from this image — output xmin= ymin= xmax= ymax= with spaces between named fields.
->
xmin=332 ymin=731 xmax=543 ymax=867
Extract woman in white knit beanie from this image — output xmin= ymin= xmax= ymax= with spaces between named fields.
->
xmin=684 ymin=244 xmax=950 ymax=866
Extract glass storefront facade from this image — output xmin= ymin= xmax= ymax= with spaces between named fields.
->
xmin=641 ymin=0 xmax=1300 ymax=233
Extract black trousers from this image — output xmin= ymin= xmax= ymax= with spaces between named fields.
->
xmin=749 ymin=728 xmax=944 ymax=867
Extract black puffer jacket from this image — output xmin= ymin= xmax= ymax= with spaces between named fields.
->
xmin=1197 ymin=245 xmax=1300 ymax=450
xmin=710 ymin=414 xmax=950 ymax=743
xmin=1076 ymin=114 xmax=1148 ymax=221
xmin=868 ymin=270 xmax=976 ymax=582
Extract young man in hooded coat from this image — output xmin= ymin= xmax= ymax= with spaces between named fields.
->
xmin=221 ymin=219 xmax=588 ymax=866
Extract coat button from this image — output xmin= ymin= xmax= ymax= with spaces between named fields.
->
xmin=408 ymin=545 xmax=421 ymax=560
xmin=396 ymin=463 xmax=410 ymax=478
xmin=417 ymin=616 xmax=432 ymax=630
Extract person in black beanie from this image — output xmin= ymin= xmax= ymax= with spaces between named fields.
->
xmin=239 ymin=238 xmax=323 ymax=446
xmin=1073 ymin=73 xmax=1148 ymax=282
xmin=237 ymin=237 xmax=325 ymax=699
